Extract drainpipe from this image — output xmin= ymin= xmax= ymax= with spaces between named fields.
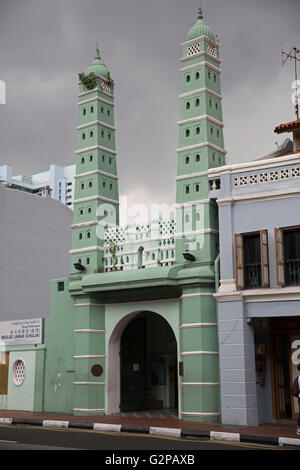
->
xmin=214 ymin=253 xmax=220 ymax=292
xmin=214 ymin=252 xmax=221 ymax=421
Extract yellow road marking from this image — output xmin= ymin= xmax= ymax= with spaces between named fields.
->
xmin=0 ymin=423 xmax=283 ymax=450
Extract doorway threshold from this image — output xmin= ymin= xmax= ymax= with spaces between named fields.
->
xmin=114 ymin=408 xmax=178 ymax=419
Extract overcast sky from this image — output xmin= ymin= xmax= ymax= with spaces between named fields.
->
xmin=0 ymin=0 xmax=299 ymax=210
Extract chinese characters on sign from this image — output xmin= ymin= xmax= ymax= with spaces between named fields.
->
xmin=0 ymin=319 xmax=43 ymax=346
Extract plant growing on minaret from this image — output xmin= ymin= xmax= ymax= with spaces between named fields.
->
xmin=108 ymin=239 xmax=118 ymax=271
xmin=78 ymin=72 xmax=97 ymax=91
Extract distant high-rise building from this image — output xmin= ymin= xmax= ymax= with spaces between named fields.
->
xmin=0 ymin=163 xmax=76 ymax=209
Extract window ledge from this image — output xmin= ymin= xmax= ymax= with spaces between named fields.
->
xmin=214 ymin=284 xmax=300 ymax=302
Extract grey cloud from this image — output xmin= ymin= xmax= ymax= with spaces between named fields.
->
xmin=0 ymin=0 xmax=299 ymax=205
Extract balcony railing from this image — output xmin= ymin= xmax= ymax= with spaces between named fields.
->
xmin=285 ymin=259 xmax=300 ymax=285
xmin=244 ymin=263 xmax=262 ymax=289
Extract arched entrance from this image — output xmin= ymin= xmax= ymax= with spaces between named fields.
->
xmin=120 ymin=311 xmax=178 ymax=412
xmin=107 ymin=310 xmax=178 ymax=414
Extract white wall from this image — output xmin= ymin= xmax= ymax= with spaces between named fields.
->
xmin=0 ymin=186 xmax=72 ymax=321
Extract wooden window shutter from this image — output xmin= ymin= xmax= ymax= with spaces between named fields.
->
xmin=260 ymin=230 xmax=270 ymax=287
xmin=274 ymin=228 xmax=285 ymax=286
xmin=0 ymin=352 xmax=9 ymax=395
xmin=234 ymin=233 xmax=245 ymax=289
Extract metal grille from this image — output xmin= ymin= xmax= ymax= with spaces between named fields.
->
xmin=12 ymin=360 xmax=25 ymax=386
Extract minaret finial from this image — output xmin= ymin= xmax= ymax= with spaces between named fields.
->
xmin=95 ymin=42 xmax=101 ymax=61
xmin=198 ymin=5 xmax=203 ymax=20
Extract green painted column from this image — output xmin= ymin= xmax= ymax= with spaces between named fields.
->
xmin=176 ymin=9 xmax=224 ymax=422
xmin=179 ymin=288 xmax=220 ymax=422
xmin=175 ymin=8 xmax=225 ymax=264
xmin=73 ymin=298 xmax=106 ymax=415
xmin=71 ymin=47 xmax=119 ymax=276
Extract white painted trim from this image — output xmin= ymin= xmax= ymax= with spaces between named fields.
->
xmin=180 ymin=293 xmax=214 ymax=298
xmin=75 ymin=169 xmax=118 ymax=180
xmin=70 ymin=246 xmax=104 ymax=254
xmin=93 ymin=423 xmax=121 ymax=432
xmin=73 ymin=408 xmax=105 ymax=413
xmin=73 ymin=355 xmax=106 ymax=359
xmin=77 ymin=85 xmax=113 ymax=99
xmin=74 ymin=382 xmax=105 ymax=386
xmin=214 ymin=292 xmax=243 ymax=302
xmin=73 ymin=195 xmax=119 ymax=205
xmin=180 ymin=292 xmax=214 ymax=299
xmin=180 ymin=411 xmax=221 ymax=416
xmin=180 ymin=51 xmax=221 ymax=65
xmin=180 ymin=351 xmax=219 ymax=356
xmin=177 ymin=142 xmax=226 ymax=155
xmin=71 ymin=221 xmax=98 ymax=229
xmin=182 ymin=52 xmax=221 ymax=64
xmin=175 ymin=170 xmax=208 ymax=181
xmin=0 ymin=418 xmax=13 ymax=424
xmin=215 ymin=285 xmax=300 ymax=303
xmin=216 ymin=187 xmax=300 ymax=207
xmin=74 ymin=304 xmax=105 ymax=307
xmin=208 ymin=152 xmax=300 ymax=178
xmin=180 ymin=323 xmax=217 ymax=328
xmin=77 ymin=120 xmax=116 ymax=131
xmin=74 ymin=328 xmax=105 ymax=332
xmin=177 ymin=115 xmax=224 ymax=127
xmin=78 ymin=96 xmax=115 ymax=107
xmin=176 ymin=228 xmax=219 ymax=237
xmin=210 ymin=431 xmax=240 ymax=443
xmin=43 ymin=420 xmax=69 ymax=429
xmin=150 ymin=427 xmax=181 ymax=438
xmin=182 ymin=382 xmax=220 ymax=386
xmin=180 ymin=36 xmax=219 ymax=47
xmin=279 ymin=437 xmax=300 ymax=447
xmin=75 ymin=145 xmax=116 ymax=156
xmin=179 ymin=87 xmax=222 ymax=100
xmin=173 ymin=199 xmax=212 ymax=208
xmin=180 ymin=61 xmax=221 ymax=73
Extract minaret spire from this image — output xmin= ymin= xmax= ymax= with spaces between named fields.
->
xmin=197 ymin=6 xmax=203 ymax=20
xmin=95 ymin=43 xmax=101 ymax=62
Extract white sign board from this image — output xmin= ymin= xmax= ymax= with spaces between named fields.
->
xmin=0 ymin=318 xmax=43 ymax=346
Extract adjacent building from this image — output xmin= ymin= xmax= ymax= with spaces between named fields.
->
xmin=0 ymin=163 xmax=75 ymax=209
xmin=0 ymin=185 xmax=72 ymax=410
xmin=208 ymin=117 xmax=300 ymax=425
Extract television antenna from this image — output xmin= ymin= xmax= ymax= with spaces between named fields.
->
xmin=281 ymin=46 xmax=300 ymax=119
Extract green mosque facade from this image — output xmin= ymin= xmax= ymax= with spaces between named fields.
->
xmin=42 ymin=9 xmax=226 ymax=422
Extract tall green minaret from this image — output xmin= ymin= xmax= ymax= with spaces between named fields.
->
xmin=175 ymin=8 xmax=225 ymax=263
xmin=70 ymin=47 xmax=119 ymax=275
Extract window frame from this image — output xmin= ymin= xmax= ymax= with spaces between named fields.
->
xmin=234 ymin=230 xmax=270 ymax=290
xmin=275 ymin=225 xmax=300 ymax=287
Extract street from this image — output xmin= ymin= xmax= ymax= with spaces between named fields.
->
xmin=0 ymin=424 xmax=294 ymax=453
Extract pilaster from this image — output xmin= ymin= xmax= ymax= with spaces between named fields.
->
xmin=73 ymin=298 xmax=106 ymax=415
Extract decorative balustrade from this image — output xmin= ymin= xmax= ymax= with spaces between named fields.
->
xmin=103 ymin=220 xmax=176 ymax=271
xmin=233 ymin=166 xmax=300 ymax=189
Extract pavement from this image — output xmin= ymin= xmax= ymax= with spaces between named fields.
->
xmin=0 ymin=409 xmax=300 ymax=448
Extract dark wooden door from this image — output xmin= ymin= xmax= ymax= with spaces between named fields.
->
xmin=120 ymin=317 xmax=146 ymax=411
